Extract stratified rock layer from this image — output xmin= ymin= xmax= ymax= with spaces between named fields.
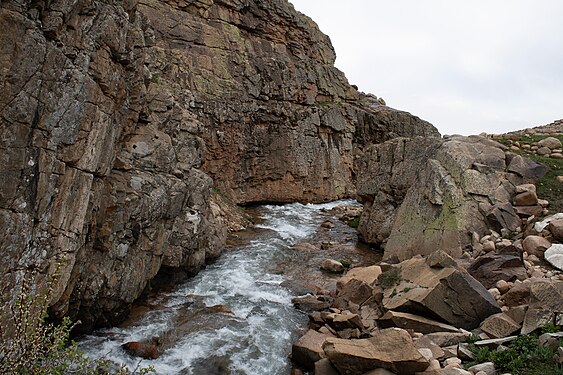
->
xmin=0 ymin=0 xmax=437 ymax=330
xmin=139 ymin=0 xmax=438 ymax=204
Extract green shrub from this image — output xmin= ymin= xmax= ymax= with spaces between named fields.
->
xmin=540 ymin=323 xmax=562 ymax=334
xmin=467 ymin=334 xmax=563 ymax=375
xmin=0 ymin=266 xmax=154 ymax=375
xmin=377 ymin=267 xmax=401 ymax=289
xmin=347 ymin=214 xmax=361 ymax=229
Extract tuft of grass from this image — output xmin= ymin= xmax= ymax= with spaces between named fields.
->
xmin=149 ymin=72 xmax=160 ymax=84
xmin=378 ymin=267 xmax=401 ymax=290
xmin=467 ymin=334 xmax=563 ymax=375
xmin=347 ymin=214 xmax=361 ymax=229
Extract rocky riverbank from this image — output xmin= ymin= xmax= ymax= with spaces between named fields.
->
xmin=290 ymin=130 xmax=563 ymax=375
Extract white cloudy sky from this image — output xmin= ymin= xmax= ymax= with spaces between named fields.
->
xmin=290 ymin=0 xmax=563 ymax=135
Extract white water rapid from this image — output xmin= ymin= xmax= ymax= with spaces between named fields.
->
xmin=80 ymin=201 xmax=353 ymax=375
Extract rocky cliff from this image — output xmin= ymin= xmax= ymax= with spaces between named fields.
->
xmin=357 ymin=135 xmax=547 ymax=261
xmin=0 ymin=0 xmax=437 ymax=331
xmin=138 ymin=0 xmax=439 ymax=204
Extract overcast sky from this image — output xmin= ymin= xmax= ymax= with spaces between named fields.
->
xmin=290 ymin=1 xmax=563 ymax=136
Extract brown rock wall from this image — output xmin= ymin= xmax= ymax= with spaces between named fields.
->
xmin=139 ymin=0 xmax=439 ymax=204
xmin=0 ymin=0 xmax=438 ymax=331
xmin=0 ymin=0 xmax=226 ymax=331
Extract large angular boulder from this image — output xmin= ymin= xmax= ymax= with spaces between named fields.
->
xmin=333 ymin=266 xmax=383 ymax=311
xmin=479 ymin=313 xmax=521 ymax=338
xmin=467 ymin=246 xmax=527 ymax=289
xmin=292 ymin=330 xmax=330 ymax=369
xmin=337 ymin=266 xmax=383 ymax=290
xmin=357 ymin=135 xmax=546 ymax=261
xmin=322 ymin=328 xmax=429 ymax=375
xmin=382 ymin=256 xmax=500 ymax=330
xmin=378 ymin=311 xmax=460 ymax=334
xmin=522 ymin=280 xmax=563 ymax=334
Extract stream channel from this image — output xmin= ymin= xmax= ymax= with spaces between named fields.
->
xmin=80 ymin=200 xmax=381 ymax=374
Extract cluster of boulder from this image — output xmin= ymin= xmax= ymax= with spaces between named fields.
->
xmin=291 ymin=135 xmax=563 ymax=374
xmin=292 ymin=246 xmax=563 ymax=374
xmin=503 ymin=136 xmax=563 ymax=159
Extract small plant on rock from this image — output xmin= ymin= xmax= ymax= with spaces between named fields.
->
xmin=347 ymin=214 xmax=361 ymax=229
xmin=377 ymin=267 xmax=401 ymax=290
xmin=0 ymin=264 xmax=154 ymax=374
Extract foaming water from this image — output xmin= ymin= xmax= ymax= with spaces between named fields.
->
xmin=80 ymin=201 xmax=351 ymax=374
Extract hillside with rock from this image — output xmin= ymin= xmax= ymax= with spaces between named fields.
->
xmin=290 ymin=127 xmax=563 ymax=374
xmin=0 ymin=0 xmax=437 ymax=332
xmin=356 ymin=134 xmax=548 ymax=261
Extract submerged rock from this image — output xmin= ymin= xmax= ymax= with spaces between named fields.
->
xmin=121 ymin=341 xmax=158 ymax=360
xmin=321 ymin=259 xmax=346 ymax=273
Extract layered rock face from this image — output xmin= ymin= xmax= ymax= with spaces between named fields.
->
xmin=0 ymin=0 xmax=225 ymax=331
xmin=0 ymin=0 xmax=437 ymax=331
xmin=357 ymin=135 xmax=547 ymax=261
xmin=139 ymin=0 xmax=439 ymax=204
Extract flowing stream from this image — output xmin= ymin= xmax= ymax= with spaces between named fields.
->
xmin=80 ymin=200 xmax=378 ymax=374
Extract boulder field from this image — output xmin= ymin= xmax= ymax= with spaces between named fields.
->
xmin=291 ymin=150 xmax=563 ymax=374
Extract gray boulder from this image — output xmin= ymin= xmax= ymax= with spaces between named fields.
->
xmin=382 ymin=255 xmax=500 ymax=330
xmin=357 ymin=135 xmax=546 ymax=261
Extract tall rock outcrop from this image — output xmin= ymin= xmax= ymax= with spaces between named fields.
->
xmin=0 ymin=0 xmax=437 ymax=331
xmin=357 ymin=135 xmax=547 ymax=261
xmin=0 ymin=0 xmax=226 ymax=331
xmin=139 ymin=0 xmax=439 ymax=204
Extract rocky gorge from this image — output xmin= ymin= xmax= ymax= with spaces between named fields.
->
xmin=1 ymin=0 xmax=563 ymax=374
xmin=0 ymin=0 xmax=436 ymax=333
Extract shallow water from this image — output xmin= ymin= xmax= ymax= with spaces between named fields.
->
xmin=80 ymin=200 xmax=379 ymax=374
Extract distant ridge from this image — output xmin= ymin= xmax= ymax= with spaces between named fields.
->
xmin=502 ymin=118 xmax=563 ymax=137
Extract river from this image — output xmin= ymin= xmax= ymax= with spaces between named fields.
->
xmin=80 ymin=200 xmax=380 ymax=374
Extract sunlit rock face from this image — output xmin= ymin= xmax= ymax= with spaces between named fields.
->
xmin=0 ymin=0 xmax=437 ymax=331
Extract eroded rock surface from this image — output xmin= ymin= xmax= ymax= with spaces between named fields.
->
xmin=139 ymin=0 xmax=439 ymax=205
xmin=357 ymin=135 xmax=547 ymax=260
xmin=0 ymin=0 xmax=437 ymax=331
